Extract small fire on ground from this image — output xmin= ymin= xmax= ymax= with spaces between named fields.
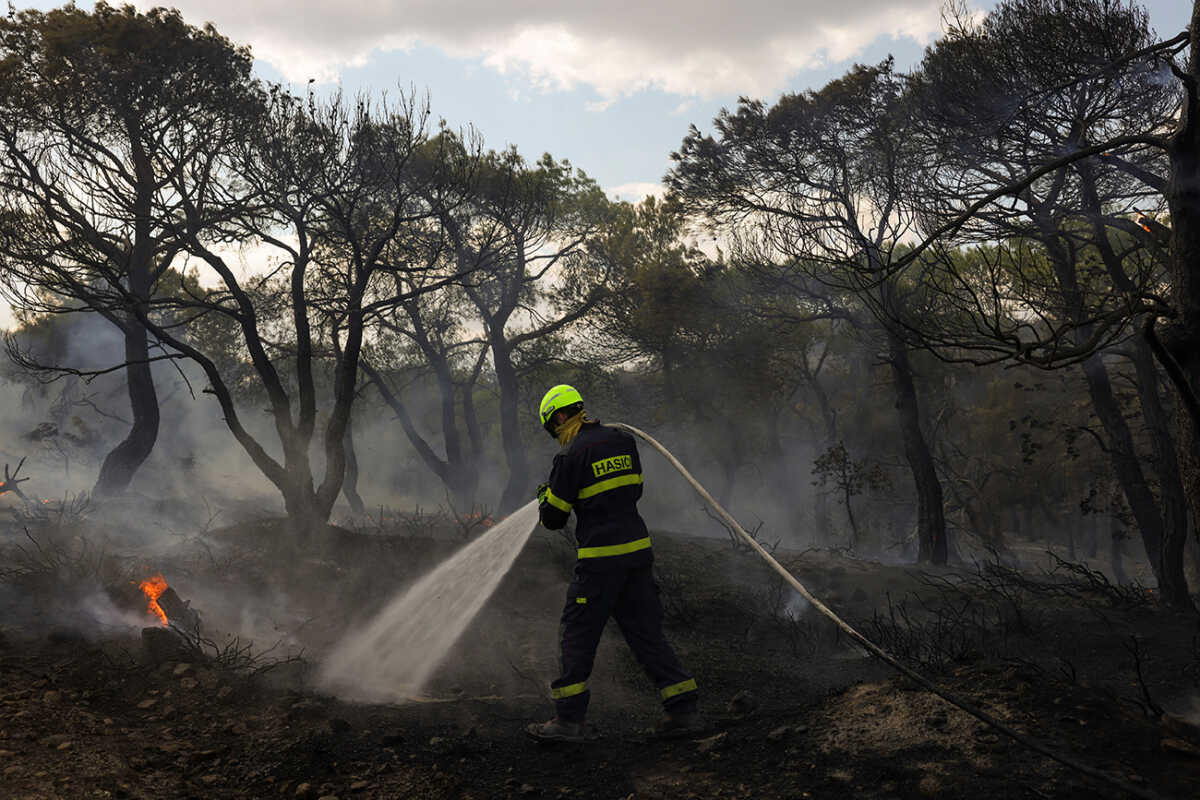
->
xmin=136 ymin=573 xmax=169 ymax=626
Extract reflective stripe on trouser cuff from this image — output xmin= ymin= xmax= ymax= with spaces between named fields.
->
xmin=577 ymin=536 xmax=652 ymax=559
xmin=660 ymin=678 xmax=698 ymax=700
xmin=545 ymin=488 xmax=573 ymax=512
xmin=551 ymin=682 xmax=588 ymax=700
xmin=576 ymin=473 xmax=643 ymax=499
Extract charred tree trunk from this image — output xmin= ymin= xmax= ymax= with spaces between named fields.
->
xmin=800 ymin=348 xmax=839 ymax=544
xmin=433 ymin=363 xmax=465 ymax=476
xmin=842 ymin=479 xmax=860 ymax=550
xmin=1160 ymin=4 xmax=1200 ymax=609
xmin=813 ymin=488 xmax=834 ymax=544
xmin=282 ymin=480 xmax=324 ymax=545
xmin=361 ymin=360 xmax=476 ymax=508
xmin=1130 ymin=334 xmax=1190 ymax=600
xmin=945 ymin=475 xmax=1012 ymax=561
xmin=1041 ymin=208 xmax=1184 ymax=601
xmin=434 ymin=366 xmax=479 ymax=509
xmin=1112 ymin=520 xmax=1129 ymax=587
xmin=387 ymin=295 xmax=482 ymax=507
xmin=93 ymin=318 xmax=160 ymax=496
xmin=1081 ymin=161 xmax=1192 ymax=606
xmin=1078 ymin=354 xmax=1169 ymax=576
xmin=341 ymin=418 xmax=366 ymax=515
xmin=493 ymin=336 xmax=530 ymax=513
xmin=462 ymin=378 xmax=485 ymax=466
xmin=312 ymin=305 xmax=363 ymax=526
xmin=94 ymin=128 xmax=162 ymax=497
xmin=886 ymin=331 xmax=947 ymax=565
xmin=94 ymin=152 xmax=160 ymax=497
xmin=460 ymin=377 xmax=486 ymax=503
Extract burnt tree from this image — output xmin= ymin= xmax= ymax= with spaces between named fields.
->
xmin=360 ymin=138 xmax=493 ymax=508
xmin=459 ymin=150 xmax=618 ymax=512
xmin=902 ymin=0 xmax=1193 ymax=605
xmin=127 ymin=91 xmax=480 ymax=539
xmin=668 ymin=61 xmax=950 ymax=563
xmin=1162 ymin=0 xmax=1200 ymax=608
xmin=0 ymin=4 xmax=261 ymax=495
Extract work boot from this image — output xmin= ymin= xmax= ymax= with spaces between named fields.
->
xmin=652 ymin=709 xmax=711 ymax=739
xmin=525 ymin=717 xmax=599 ymax=743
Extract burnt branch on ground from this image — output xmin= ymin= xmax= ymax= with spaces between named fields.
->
xmin=14 ymin=492 xmax=92 ymax=528
xmin=862 ymin=590 xmax=981 ymax=673
xmin=654 ymin=565 xmax=700 ymax=627
xmin=703 ymin=506 xmax=780 ymax=555
xmin=1124 ymin=635 xmax=1165 ymax=719
xmin=443 ymin=491 xmax=493 ymax=540
xmin=917 ymin=563 xmax=1041 ymax=636
xmin=756 ymin=571 xmax=836 ymax=658
xmin=0 ymin=527 xmax=116 ymax=594
xmin=1044 ymin=552 xmax=1155 ymax=607
xmin=168 ymin=618 xmax=306 ymax=677
xmin=345 ymin=505 xmax=441 ymax=539
xmin=857 ymin=553 xmax=1052 ymax=673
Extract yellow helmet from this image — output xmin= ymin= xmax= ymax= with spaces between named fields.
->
xmin=538 ymin=384 xmax=584 ymax=434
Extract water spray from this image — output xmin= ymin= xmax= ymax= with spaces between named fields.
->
xmin=611 ymin=422 xmax=1166 ymax=800
xmin=317 ymin=502 xmax=541 ymax=703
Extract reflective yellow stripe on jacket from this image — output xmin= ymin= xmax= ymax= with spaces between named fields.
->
xmin=577 ymin=536 xmax=652 ymax=560
xmin=544 ymin=488 xmax=572 ymax=512
xmin=576 ymin=472 xmax=643 ymax=499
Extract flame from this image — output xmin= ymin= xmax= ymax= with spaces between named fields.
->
xmin=136 ymin=574 xmax=169 ymax=626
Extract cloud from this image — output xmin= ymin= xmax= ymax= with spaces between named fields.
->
xmin=131 ymin=1 xmax=946 ymax=100
xmin=605 ymin=182 xmax=667 ymax=203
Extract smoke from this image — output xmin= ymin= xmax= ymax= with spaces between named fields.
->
xmin=0 ymin=571 xmax=158 ymax=640
xmin=785 ymin=589 xmax=811 ymax=618
xmin=75 ymin=586 xmax=159 ymax=634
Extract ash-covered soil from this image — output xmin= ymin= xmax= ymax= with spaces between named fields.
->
xmin=1 ymin=516 xmax=1199 ymax=800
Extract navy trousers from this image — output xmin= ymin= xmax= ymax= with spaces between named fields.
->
xmin=550 ymin=563 xmax=698 ymax=722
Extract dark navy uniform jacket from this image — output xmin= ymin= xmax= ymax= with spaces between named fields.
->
xmin=538 ymin=421 xmax=651 ymax=570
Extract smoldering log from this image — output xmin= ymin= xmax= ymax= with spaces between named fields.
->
xmin=140 ymin=586 xmax=202 ymax=663
xmin=158 ymin=586 xmax=201 ymax=630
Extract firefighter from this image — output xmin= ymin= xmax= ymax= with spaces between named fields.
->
xmin=526 ymin=384 xmax=704 ymax=742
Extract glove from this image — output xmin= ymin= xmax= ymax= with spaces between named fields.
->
xmin=536 ymin=482 xmax=550 ymax=504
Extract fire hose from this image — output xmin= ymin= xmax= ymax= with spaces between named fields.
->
xmin=612 ymin=422 xmax=1167 ymax=800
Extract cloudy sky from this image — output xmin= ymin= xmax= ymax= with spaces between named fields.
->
xmin=18 ymin=1 xmax=1197 ymax=201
